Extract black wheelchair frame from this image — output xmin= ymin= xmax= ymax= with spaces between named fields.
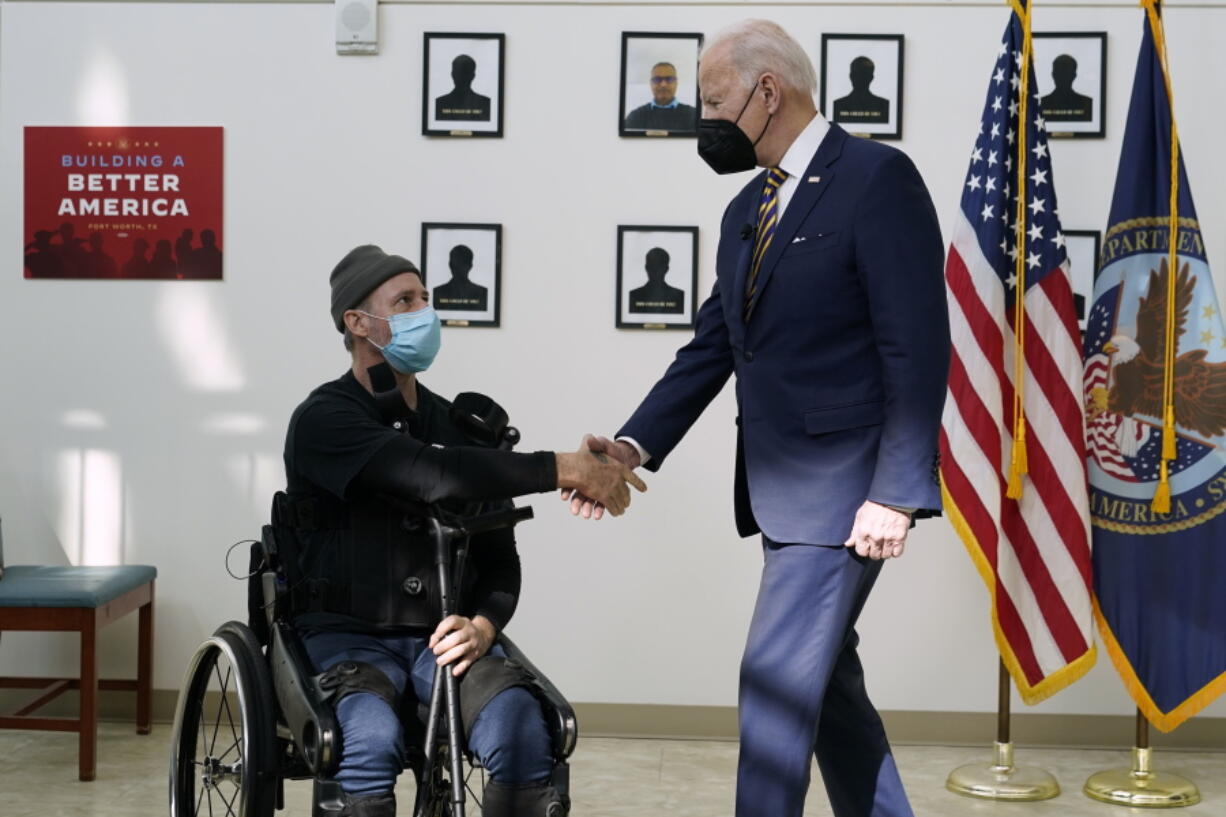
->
xmin=168 ymin=501 xmax=577 ymax=817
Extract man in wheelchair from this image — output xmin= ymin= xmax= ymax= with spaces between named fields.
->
xmin=271 ymin=245 xmax=645 ymax=816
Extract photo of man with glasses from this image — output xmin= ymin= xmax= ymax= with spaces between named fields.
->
xmin=622 ymin=60 xmax=699 ymax=133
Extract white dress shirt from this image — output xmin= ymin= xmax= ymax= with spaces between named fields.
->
xmin=773 ymin=111 xmax=830 ymax=218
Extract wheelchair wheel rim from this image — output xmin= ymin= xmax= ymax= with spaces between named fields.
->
xmin=170 ymin=635 xmax=256 ymax=817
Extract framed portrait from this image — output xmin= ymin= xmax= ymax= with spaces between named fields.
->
xmin=421 ymin=222 xmax=501 ymax=327
xmin=1064 ymin=229 xmax=1102 ymax=333
xmin=616 ymin=226 xmax=698 ymax=329
xmin=619 ymin=32 xmax=703 ymax=138
xmin=820 ymin=34 xmax=905 ymax=140
xmin=1032 ymin=33 xmax=1107 ymax=139
xmin=422 ymin=33 xmax=505 ymax=137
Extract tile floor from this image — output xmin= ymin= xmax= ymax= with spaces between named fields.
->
xmin=0 ymin=722 xmax=1222 ymax=816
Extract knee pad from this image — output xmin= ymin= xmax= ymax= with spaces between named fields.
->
xmin=458 ymin=654 xmax=537 ymax=735
xmin=317 ymin=660 xmax=399 ymax=709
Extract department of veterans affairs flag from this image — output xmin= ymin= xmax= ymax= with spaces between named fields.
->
xmin=1084 ymin=1 xmax=1226 ymax=731
xmin=940 ymin=0 xmax=1096 ymax=704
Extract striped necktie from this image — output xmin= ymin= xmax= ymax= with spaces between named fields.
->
xmin=744 ymin=167 xmax=788 ymax=321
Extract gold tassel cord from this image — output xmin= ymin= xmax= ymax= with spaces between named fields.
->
xmin=1006 ymin=0 xmax=1033 ymax=500
xmin=1141 ymin=0 xmax=1180 ymax=514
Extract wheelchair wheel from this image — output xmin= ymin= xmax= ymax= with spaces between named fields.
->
xmin=170 ymin=622 xmax=277 ymax=817
xmin=413 ymin=744 xmax=486 ymax=817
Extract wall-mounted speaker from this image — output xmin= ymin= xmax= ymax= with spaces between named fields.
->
xmin=336 ymin=0 xmax=378 ymax=55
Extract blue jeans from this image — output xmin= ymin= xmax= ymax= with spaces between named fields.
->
xmin=302 ymin=630 xmax=554 ymax=798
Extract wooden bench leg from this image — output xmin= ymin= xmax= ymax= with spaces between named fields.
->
xmin=137 ymin=589 xmax=154 ymax=735
xmin=79 ymin=612 xmax=98 ymax=782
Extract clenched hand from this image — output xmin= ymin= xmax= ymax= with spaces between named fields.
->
xmin=843 ymin=501 xmax=911 ymax=560
xmin=430 ymin=614 xmax=496 ymax=677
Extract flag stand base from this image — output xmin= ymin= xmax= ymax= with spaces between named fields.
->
xmin=947 ymin=741 xmax=1061 ymax=801
xmin=946 ymin=661 xmax=1060 ymax=801
xmin=1083 ymin=747 xmax=1200 ymax=808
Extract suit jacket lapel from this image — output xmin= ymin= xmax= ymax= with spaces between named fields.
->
xmin=745 ymin=125 xmax=848 ymax=321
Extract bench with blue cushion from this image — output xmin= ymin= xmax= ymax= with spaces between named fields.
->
xmin=0 ymin=564 xmax=156 ymax=781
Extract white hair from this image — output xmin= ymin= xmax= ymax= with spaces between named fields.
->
xmin=703 ymin=19 xmax=817 ymax=96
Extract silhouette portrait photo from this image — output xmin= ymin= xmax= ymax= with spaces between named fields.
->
xmin=622 ymin=61 xmax=698 ymax=133
xmin=423 ymin=33 xmax=504 ymax=137
xmin=435 ymin=54 xmax=492 ymax=122
xmin=617 ymin=225 xmax=697 ymax=329
xmin=627 ymin=248 xmax=685 ymax=314
xmin=820 ymin=34 xmax=904 ymax=140
xmin=421 ymin=222 xmax=502 ymax=326
xmin=1042 ymin=54 xmax=1094 ymax=122
xmin=1032 ymin=32 xmax=1106 ymax=138
xmin=832 ymin=56 xmax=890 ymax=124
xmin=432 ymin=244 xmax=489 ymax=312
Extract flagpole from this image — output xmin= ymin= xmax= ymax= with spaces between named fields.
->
xmin=1082 ymin=708 xmax=1200 ymax=807
xmin=1142 ymin=0 xmax=1181 ymax=514
xmin=945 ymin=659 xmax=1059 ymax=801
xmin=1005 ymin=0 xmax=1033 ymax=500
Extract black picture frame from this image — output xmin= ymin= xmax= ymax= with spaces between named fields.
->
xmin=618 ymin=32 xmax=703 ymax=138
xmin=616 ymin=225 xmax=699 ymax=329
xmin=421 ymin=222 xmax=502 ymax=327
xmin=422 ymin=33 xmax=505 ymax=138
xmin=820 ymin=34 xmax=905 ymax=140
xmin=1032 ymin=32 xmax=1107 ymax=139
xmin=1064 ymin=229 xmax=1102 ymax=334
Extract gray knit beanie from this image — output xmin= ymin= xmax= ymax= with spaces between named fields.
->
xmin=329 ymin=244 xmax=421 ymax=331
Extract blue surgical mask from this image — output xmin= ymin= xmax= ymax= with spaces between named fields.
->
xmin=361 ymin=306 xmax=442 ymax=374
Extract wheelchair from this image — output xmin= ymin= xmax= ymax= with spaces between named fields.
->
xmin=168 ymin=498 xmax=577 ymax=817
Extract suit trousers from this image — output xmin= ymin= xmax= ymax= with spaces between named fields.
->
xmin=736 ymin=539 xmax=913 ymax=817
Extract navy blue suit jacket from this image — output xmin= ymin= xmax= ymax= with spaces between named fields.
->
xmin=618 ymin=124 xmax=950 ymax=545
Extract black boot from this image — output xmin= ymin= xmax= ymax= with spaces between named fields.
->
xmin=481 ymin=780 xmax=568 ymax=817
xmin=346 ymin=791 xmax=396 ymax=817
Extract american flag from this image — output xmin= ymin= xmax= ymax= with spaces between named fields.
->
xmin=939 ymin=4 xmax=1096 ymax=703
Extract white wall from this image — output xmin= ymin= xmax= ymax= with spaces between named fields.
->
xmin=1 ymin=0 xmax=1224 ymax=722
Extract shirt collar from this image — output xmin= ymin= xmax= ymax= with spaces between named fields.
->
xmin=776 ymin=111 xmax=830 ymax=179
xmin=650 ymin=99 xmax=680 ymax=109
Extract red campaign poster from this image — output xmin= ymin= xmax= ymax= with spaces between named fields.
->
xmin=23 ymin=126 xmax=223 ymax=280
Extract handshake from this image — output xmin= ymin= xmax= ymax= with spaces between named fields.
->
xmin=554 ymin=435 xmax=646 ymax=518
